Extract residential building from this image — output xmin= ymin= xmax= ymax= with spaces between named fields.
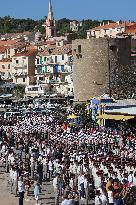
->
xmin=0 ymin=46 xmax=7 ymax=60
xmin=87 ymin=21 xmax=135 ymax=39
xmin=35 ymin=31 xmax=42 ymax=42
xmin=35 ymin=44 xmax=74 ymax=96
xmin=0 ymin=40 xmax=27 ymax=82
xmin=125 ymin=23 xmax=136 ymax=34
xmin=0 ymin=58 xmax=13 ymax=80
xmin=70 ymin=21 xmax=83 ymax=32
xmin=0 ymin=0 xmax=74 ymax=98
xmin=0 ymin=39 xmax=27 ymax=59
xmin=12 ymin=49 xmax=37 ymax=85
xmin=0 ymin=32 xmax=35 ymax=42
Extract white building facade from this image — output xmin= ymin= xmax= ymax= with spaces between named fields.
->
xmin=35 ymin=47 xmax=74 ymax=96
xmin=12 ymin=50 xmax=36 ymax=85
xmin=87 ymin=21 xmax=135 ymax=39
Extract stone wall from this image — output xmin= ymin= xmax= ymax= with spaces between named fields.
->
xmin=72 ymin=37 xmax=131 ymax=101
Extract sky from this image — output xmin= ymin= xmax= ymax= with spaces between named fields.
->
xmin=0 ymin=0 xmax=136 ymax=21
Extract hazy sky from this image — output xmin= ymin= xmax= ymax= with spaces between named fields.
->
xmin=1 ymin=0 xmax=136 ymax=21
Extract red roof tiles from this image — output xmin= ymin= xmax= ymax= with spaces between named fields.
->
xmin=12 ymin=49 xmax=37 ymax=57
xmin=0 ymin=58 xmax=12 ymax=62
xmin=39 ymin=44 xmax=72 ymax=56
xmin=90 ymin=22 xmax=135 ymax=31
xmin=0 ymin=46 xmax=7 ymax=53
xmin=0 ymin=39 xmax=26 ymax=49
xmin=125 ymin=23 xmax=136 ymax=34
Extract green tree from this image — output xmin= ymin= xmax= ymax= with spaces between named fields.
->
xmin=12 ymin=85 xmax=25 ymax=98
xmin=56 ymin=18 xmax=71 ymax=35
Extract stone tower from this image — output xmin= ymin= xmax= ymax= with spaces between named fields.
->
xmin=72 ymin=37 xmax=132 ymax=101
xmin=44 ymin=0 xmax=56 ymax=39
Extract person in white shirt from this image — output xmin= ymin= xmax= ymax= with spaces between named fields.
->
xmin=95 ymin=190 xmax=103 ymax=205
xmin=53 ymin=174 xmax=60 ymax=205
xmin=61 ymin=193 xmax=72 ymax=205
xmin=54 ymin=159 xmax=60 ymax=174
xmin=10 ymin=167 xmax=14 ymax=194
xmin=42 ymin=156 xmax=48 ymax=181
xmin=133 ymin=174 xmax=136 ymax=186
xmin=78 ymin=173 xmax=86 ymax=200
xmin=18 ymin=176 xmax=25 ymax=205
xmin=13 ymin=169 xmax=18 ymax=196
xmin=95 ymin=174 xmax=102 ymax=189
xmin=107 ymin=186 xmax=114 ymax=205
xmin=48 ymin=159 xmax=53 ymax=181
xmin=128 ymin=171 xmax=133 ymax=185
xmin=53 ymin=174 xmax=60 ymax=191
xmin=97 ymin=188 xmax=108 ymax=205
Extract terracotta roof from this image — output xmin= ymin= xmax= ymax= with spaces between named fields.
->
xmin=21 ymin=31 xmax=33 ymax=35
xmin=90 ymin=21 xmax=135 ymax=31
xmin=39 ymin=44 xmax=72 ymax=56
xmin=37 ymin=50 xmax=50 ymax=56
xmin=12 ymin=49 xmax=37 ymax=57
xmin=0 ymin=46 xmax=7 ymax=53
xmin=125 ymin=23 xmax=136 ymax=34
xmin=27 ymin=45 xmax=36 ymax=50
xmin=0 ymin=58 xmax=12 ymax=62
xmin=46 ymin=40 xmax=56 ymax=45
xmin=0 ymin=40 xmax=19 ymax=46
xmin=52 ymin=44 xmax=72 ymax=55
xmin=0 ymin=32 xmax=33 ymax=40
xmin=0 ymin=40 xmax=27 ymax=49
xmin=10 ymin=42 xmax=27 ymax=49
xmin=35 ymin=41 xmax=47 ymax=46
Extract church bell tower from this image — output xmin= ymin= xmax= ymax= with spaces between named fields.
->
xmin=44 ymin=0 xmax=56 ymax=39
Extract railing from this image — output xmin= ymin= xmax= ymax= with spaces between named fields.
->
xmin=13 ymin=72 xmax=27 ymax=77
xmin=49 ymin=80 xmax=60 ymax=84
xmin=12 ymin=63 xmax=27 ymax=69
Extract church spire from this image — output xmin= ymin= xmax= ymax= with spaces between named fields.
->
xmin=48 ymin=0 xmax=54 ymax=20
xmin=44 ymin=0 xmax=56 ymax=39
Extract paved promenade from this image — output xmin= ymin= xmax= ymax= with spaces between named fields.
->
xmin=0 ymin=163 xmax=94 ymax=205
xmin=0 ymin=163 xmax=55 ymax=205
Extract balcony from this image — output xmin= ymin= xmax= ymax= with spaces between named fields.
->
xmin=66 ymin=57 xmax=73 ymax=65
xmin=36 ymin=66 xmax=50 ymax=74
xmin=13 ymin=63 xmax=27 ymax=70
xmin=61 ymin=69 xmax=72 ymax=74
xmin=46 ymin=58 xmax=55 ymax=64
xmin=49 ymin=80 xmax=60 ymax=84
xmin=13 ymin=72 xmax=27 ymax=77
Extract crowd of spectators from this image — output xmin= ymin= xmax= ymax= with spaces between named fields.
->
xmin=0 ymin=105 xmax=136 ymax=205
